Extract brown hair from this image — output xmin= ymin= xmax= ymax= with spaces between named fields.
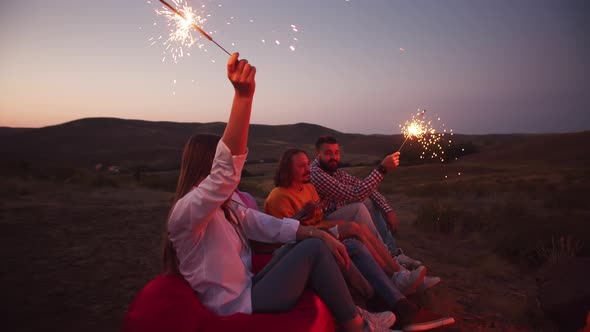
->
xmin=315 ymin=136 xmax=339 ymax=150
xmin=162 ymin=134 xmax=221 ymax=275
xmin=274 ymin=148 xmax=308 ymax=188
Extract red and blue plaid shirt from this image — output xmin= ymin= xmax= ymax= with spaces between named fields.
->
xmin=310 ymin=158 xmax=393 ymax=215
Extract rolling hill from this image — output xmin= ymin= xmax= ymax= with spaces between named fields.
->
xmin=0 ymin=117 xmax=587 ymax=172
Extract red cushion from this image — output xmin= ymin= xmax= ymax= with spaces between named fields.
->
xmin=250 ymin=240 xmax=283 ymax=255
xmin=252 ymin=253 xmax=273 ymax=273
xmin=122 ymin=255 xmax=335 ymax=332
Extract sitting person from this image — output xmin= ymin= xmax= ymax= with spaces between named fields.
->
xmin=235 ymin=188 xmax=375 ymax=306
xmin=164 ymin=53 xmax=395 ymax=332
xmin=264 ymin=148 xmax=455 ymax=331
xmin=310 ymin=136 xmax=439 ymax=292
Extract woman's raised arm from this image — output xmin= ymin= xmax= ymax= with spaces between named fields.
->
xmin=222 ymin=52 xmax=256 ymax=156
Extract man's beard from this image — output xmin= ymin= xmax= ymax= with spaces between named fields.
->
xmin=318 ymin=159 xmax=339 ymax=173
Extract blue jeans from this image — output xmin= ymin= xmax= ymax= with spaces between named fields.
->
xmin=325 ymin=199 xmax=398 ymax=255
xmin=363 ymin=198 xmax=398 ymax=254
xmin=343 ymin=238 xmax=405 ymax=309
xmin=252 ymin=238 xmax=357 ymax=323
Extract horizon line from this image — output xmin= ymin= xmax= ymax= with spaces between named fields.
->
xmin=2 ymin=116 xmax=589 ymax=137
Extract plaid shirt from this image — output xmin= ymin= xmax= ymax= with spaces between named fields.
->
xmin=310 ymin=158 xmax=393 ymax=215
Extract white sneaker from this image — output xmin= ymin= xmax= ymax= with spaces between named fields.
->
xmin=392 ymin=266 xmax=426 ymax=295
xmin=406 ymin=276 xmax=441 ymax=295
xmin=358 ymin=306 xmax=396 ymax=329
xmin=394 ymin=248 xmax=423 ymax=270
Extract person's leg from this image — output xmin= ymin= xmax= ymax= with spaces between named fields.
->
xmin=251 ymin=242 xmax=295 ymax=285
xmin=342 ymin=240 xmax=450 ymax=331
xmin=251 ymin=238 xmax=359 ymax=326
xmin=324 ymin=202 xmax=401 ymax=275
xmin=355 ymin=223 xmax=401 ymax=276
xmin=363 ymin=198 xmax=397 ymax=254
xmin=324 ymin=202 xmax=383 ymax=242
xmin=343 ymin=239 xmax=405 ymax=309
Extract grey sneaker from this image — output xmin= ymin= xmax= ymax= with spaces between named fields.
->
xmin=406 ymin=276 xmax=441 ymax=295
xmin=392 ymin=266 xmax=426 ymax=295
xmin=394 ymin=248 xmax=423 ymax=270
xmin=358 ymin=306 xmax=396 ymax=329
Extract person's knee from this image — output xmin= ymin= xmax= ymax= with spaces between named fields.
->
xmin=346 ymin=202 xmax=371 ymax=222
xmin=362 ymin=198 xmax=374 ymax=209
xmin=299 ymin=237 xmax=327 ymax=255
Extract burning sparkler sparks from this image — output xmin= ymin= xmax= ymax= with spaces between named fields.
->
xmin=151 ymin=0 xmax=231 ymax=63
xmin=397 ymin=109 xmax=453 ymax=163
xmin=398 ymin=109 xmax=428 ymax=152
xmin=149 ymin=0 xmax=300 ymax=63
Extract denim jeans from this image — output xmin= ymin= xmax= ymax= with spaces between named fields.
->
xmin=324 ymin=199 xmax=398 ymax=254
xmin=252 ymin=238 xmax=358 ymax=323
xmin=362 ymin=198 xmax=398 ymax=254
xmin=343 ymin=238 xmax=405 ymax=309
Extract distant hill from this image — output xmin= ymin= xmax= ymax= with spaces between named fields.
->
xmin=0 ymin=127 xmax=34 ymax=137
xmin=0 ymin=118 xmax=398 ymax=171
xmin=0 ymin=117 xmax=587 ymax=171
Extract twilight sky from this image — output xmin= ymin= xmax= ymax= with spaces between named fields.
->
xmin=0 ymin=0 xmax=588 ymax=134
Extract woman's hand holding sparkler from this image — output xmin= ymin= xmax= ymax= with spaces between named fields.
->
xmin=222 ymin=52 xmax=256 ymax=156
xmin=227 ymin=52 xmax=256 ymax=98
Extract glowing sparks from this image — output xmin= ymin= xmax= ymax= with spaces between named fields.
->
xmin=154 ymin=0 xmax=209 ymax=63
xmin=148 ymin=1 xmax=301 ymax=65
xmin=398 ymin=109 xmax=453 ymax=163
xmin=398 ymin=109 xmax=429 ymax=150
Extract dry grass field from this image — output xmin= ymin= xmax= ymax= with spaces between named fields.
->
xmin=240 ymin=142 xmax=590 ymax=331
xmin=1 ymin=125 xmax=588 ymax=332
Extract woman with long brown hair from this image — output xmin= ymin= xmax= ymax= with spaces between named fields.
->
xmin=163 ymin=53 xmax=395 ymax=332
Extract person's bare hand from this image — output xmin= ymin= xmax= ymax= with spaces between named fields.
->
xmin=381 ymin=151 xmax=400 ymax=170
xmin=299 ymin=201 xmax=317 ymax=222
xmin=227 ymin=52 xmax=256 ymax=98
xmin=385 ymin=211 xmax=400 ymax=234
xmin=321 ymin=234 xmax=351 ymax=270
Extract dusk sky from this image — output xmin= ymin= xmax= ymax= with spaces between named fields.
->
xmin=0 ymin=0 xmax=588 ymax=134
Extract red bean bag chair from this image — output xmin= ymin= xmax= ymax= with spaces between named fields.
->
xmin=121 ymin=254 xmax=335 ymax=332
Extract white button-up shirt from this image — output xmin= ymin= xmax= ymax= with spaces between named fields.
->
xmin=168 ymin=141 xmax=300 ymax=316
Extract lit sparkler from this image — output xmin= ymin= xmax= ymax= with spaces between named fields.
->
xmin=397 ymin=109 xmax=428 ymax=152
xmin=156 ymin=0 xmax=230 ymax=63
xmin=397 ymin=109 xmax=453 ymax=163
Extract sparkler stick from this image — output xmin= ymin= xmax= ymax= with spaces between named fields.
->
xmin=397 ymin=136 xmax=410 ymax=152
xmin=159 ymin=0 xmax=231 ymax=56
xmin=397 ymin=109 xmax=427 ymax=152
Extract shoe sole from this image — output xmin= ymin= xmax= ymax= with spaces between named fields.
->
xmin=403 ymin=267 xmax=427 ymax=296
xmin=403 ymin=317 xmax=455 ymax=331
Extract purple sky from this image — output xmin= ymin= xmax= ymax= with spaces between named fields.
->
xmin=0 ymin=0 xmax=588 ymax=134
